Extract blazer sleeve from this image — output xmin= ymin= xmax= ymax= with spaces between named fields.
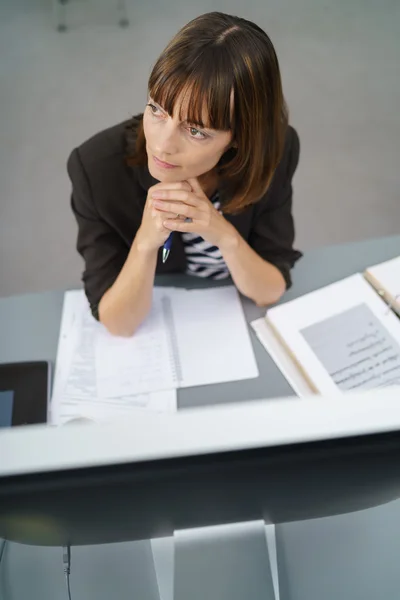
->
xmin=67 ymin=148 xmax=128 ymax=319
xmin=249 ymin=126 xmax=303 ymax=289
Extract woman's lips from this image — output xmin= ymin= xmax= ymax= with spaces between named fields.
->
xmin=153 ymin=155 xmax=179 ymax=169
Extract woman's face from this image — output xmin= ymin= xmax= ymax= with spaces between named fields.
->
xmin=143 ymin=93 xmax=233 ymax=184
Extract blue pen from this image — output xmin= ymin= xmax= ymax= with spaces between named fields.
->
xmin=162 ymin=232 xmax=173 ymax=263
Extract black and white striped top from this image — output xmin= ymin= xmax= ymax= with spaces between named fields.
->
xmin=182 ymin=191 xmax=230 ymax=280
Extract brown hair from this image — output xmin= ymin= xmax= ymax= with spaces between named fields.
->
xmin=128 ymin=12 xmax=288 ymax=214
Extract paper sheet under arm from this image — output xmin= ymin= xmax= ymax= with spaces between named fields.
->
xmin=50 ymin=290 xmax=177 ymax=425
xmin=94 ymin=286 xmax=258 ymax=398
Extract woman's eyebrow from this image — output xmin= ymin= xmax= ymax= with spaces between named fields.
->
xmin=182 ymin=115 xmax=213 ymax=130
xmin=184 ymin=118 xmax=204 ymax=128
xmin=149 ymin=98 xmax=213 ymax=131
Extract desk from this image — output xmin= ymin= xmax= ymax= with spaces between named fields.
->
xmin=0 ymin=235 xmax=399 ymax=406
xmin=1 ymin=235 xmax=400 ymax=600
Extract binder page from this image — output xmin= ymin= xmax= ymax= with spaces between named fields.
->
xmin=172 ymin=286 xmax=259 ymax=388
xmin=51 ymin=290 xmax=177 ymax=424
xmin=267 ymin=274 xmax=400 ymax=395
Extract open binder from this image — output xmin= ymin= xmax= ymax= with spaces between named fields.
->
xmin=252 ymin=256 xmax=400 ymax=396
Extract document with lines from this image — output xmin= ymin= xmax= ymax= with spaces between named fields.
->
xmin=50 ymin=289 xmax=177 ymax=425
xmin=51 ymin=286 xmax=258 ymax=419
xmin=251 ymin=257 xmax=400 ymax=397
xmin=95 ymin=286 xmax=258 ymax=398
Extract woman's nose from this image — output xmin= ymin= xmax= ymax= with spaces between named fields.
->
xmin=154 ymin=123 xmax=179 ymax=156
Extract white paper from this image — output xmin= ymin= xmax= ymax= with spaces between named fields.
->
xmin=95 ymin=289 xmax=177 ymax=398
xmin=50 ymin=291 xmax=177 ymax=425
xmin=94 ymin=286 xmax=258 ymax=398
xmin=265 ymin=274 xmax=400 ymax=395
xmin=59 ymin=398 xmax=177 ymax=426
xmin=173 ymin=287 xmax=259 ymax=388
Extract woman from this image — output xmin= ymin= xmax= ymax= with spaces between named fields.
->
xmin=68 ymin=11 xmax=302 ymax=337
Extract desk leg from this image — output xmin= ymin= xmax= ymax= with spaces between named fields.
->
xmin=151 ymin=536 xmax=175 ymax=600
xmin=151 ymin=522 xmax=278 ymax=600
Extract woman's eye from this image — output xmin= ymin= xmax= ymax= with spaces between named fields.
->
xmin=147 ymin=103 xmax=162 ymax=116
xmin=188 ymin=127 xmax=207 ymax=140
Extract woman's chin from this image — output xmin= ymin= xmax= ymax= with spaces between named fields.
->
xmin=148 ymin=162 xmax=182 ymax=183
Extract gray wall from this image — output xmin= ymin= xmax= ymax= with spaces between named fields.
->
xmin=0 ymin=0 xmax=399 ymax=297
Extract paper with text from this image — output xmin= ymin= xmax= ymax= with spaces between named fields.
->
xmin=266 ymin=274 xmax=400 ymax=395
xmin=52 ymin=286 xmax=257 ymax=421
xmin=95 ymin=286 xmax=258 ymax=396
xmin=95 ymin=289 xmax=177 ymax=398
xmin=301 ymin=304 xmax=400 ymax=391
xmin=59 ymin=402 xmax=176 ymax=426
xmin=50 ymin=290 xmax=177 ymax=425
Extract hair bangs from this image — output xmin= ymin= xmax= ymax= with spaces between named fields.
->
xmin=148 ymin=55 xmax=233 ymax=132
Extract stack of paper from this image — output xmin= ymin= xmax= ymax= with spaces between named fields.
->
xmin=50 ymin=290 xmax=177 ymax=425
xmin=51 ymin=286 xmax=258 ymax=424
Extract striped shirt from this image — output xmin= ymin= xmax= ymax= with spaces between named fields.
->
xmin=182 ymin=191 xmax=230 ymax=280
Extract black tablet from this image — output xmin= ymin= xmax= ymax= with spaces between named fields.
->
xmin=0 ymin=362 xmax=50 ymax=427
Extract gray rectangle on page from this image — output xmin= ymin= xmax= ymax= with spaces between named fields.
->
xmin=300 ymin=303 xmax=400 ymax=391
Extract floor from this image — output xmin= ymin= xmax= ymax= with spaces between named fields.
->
xmin=0 ymin=0 xmax=399 ymax=298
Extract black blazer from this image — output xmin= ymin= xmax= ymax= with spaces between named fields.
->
xmin=68 ymin=115 xmax=302 ymax=318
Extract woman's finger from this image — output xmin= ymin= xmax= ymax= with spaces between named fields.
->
xmin=149 ymin=181 xmax=192 ymax=194
xmin=151 ymin=208 xmax=186 ymax=221
xmin=186 ymin=177 xmax=204 ymax=194
xmin=163 ymin=218 xmax=197 ymax=233
xmin=152 ymin=200 xmax=198 ymax=220
xmin=151 ymin=189 xmax=200 ymax=206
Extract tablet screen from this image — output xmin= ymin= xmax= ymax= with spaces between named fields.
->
xmin=0 ymin=362 xmax=49 ymax=426
xmin=0 ymin=390 xmax=14 ymax=428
